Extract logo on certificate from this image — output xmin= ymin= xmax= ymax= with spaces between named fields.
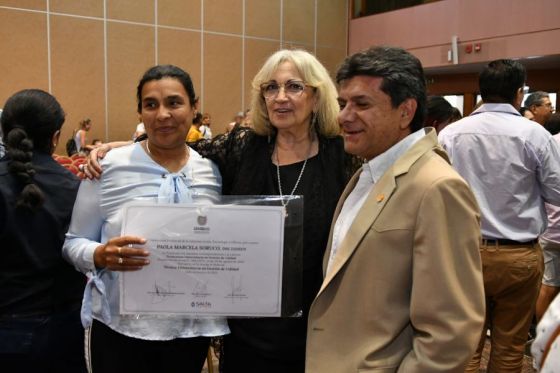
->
xmin=194 ymin=215 xmax=210 ymax=233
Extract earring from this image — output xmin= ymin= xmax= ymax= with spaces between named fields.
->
xmin=311 ymin=112 xmax=318 ymax=132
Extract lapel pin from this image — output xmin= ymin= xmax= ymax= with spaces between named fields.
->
xmin=376 ymin=194 xmax=384 ymax=202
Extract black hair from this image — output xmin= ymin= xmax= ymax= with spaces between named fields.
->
xmin=192 ymin=112 xmax=203 ymax=125
xmin=519 ymin=107 xmax=531 ymax=117
xmin=450 ymin=107 xmax=462 ymax=122
xmin=544 ymin=113 xmax=560 ymax=136
xmin=336 ymin=46 xmax=427 ymax=132
xmin=425 ymin=96 xmax=453 ymax=127
xmin=1 ymin=89 xmax=65 ymax=211
xmin=479 ymin=59 xmax=526 ymax=104
xmin=136 ymin=65 xmax=197 ymax=113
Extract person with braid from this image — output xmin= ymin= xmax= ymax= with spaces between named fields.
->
xmin=0 ymin=89 xmax=86 ymax=372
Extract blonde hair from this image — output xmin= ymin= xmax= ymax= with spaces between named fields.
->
xmin=250 ymin=49 xmax=340 ymax=137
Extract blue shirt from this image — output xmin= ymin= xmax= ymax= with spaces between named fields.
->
xmin=63 ymin=142 xmax=229 ymax=340
xmin=439 ymin=103 xmax=560 ymax=241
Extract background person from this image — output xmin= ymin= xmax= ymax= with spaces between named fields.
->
xmin=439 ymin=59 xmax=560 ymax=372
xmin=537 ymin=112 xmax=560 ymax=322
xmin=74 ymin=118 xmax=94 ymax=154
xmin=63 ymin=65 xmax=227 ymax=373
xmin=423 ymin=95 xmax=454 ymax=133
xmin=0 ymin=89 xmax=86 ymax=372
xmin=225 ymin=111 xmax=245 ymax=133
xmin=187 ymin=112 xmax=203 ymax=142
xmin=526 ymin=91 xmax=554 ymax=125
xmin=199 ymin=113 xmax=213 ymax=139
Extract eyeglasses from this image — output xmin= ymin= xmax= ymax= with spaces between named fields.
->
xmin=260 ymin=80 xmax=310 ymax=100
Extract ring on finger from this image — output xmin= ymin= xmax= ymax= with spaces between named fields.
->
xmin=118 ymin=247 xmax=122 ymax=255
xmin=118 ymin=257 xmax=124 ymax=265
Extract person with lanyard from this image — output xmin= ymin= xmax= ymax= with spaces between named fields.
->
xmin=63 ymin=65 xmax=227 ymax=373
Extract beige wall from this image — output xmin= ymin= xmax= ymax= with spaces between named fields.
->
xmin=0 ymin=0 xmax=348 ymax=153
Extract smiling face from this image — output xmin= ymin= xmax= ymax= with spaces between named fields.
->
xmin=264 ymin=61 xmax=316 ymax=134
xmin=141 ymin=77 xmax=194 ymax=151
xmin=337 ymin=75 xmax=416 ymax=161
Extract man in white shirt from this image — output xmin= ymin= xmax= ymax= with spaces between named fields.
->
xmin=439 ymin=59 xmax=560 ymax=372
xmin=305 ymin=46 xmax=485 ymax=373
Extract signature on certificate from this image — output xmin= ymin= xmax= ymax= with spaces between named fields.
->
xmin=192 ymin=280 xmax=211 ymax=298
xmin=147 ymin=281 xmax=185 ymax=304
xmin=226 ymin=275 xmax=247 ymax=303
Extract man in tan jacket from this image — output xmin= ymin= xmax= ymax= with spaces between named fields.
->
xmin=305 ymin=46 xmax=485 ymax=372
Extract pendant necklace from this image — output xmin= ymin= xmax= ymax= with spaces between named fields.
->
xmin=275 ymin=137 xmax=313 ymax=216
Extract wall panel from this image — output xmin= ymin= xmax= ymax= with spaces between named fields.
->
xmin=158 ymin=28 xmax=201 ymax=95
xmin=0 ymin=9 xmax=48 ymax=105
xmin=158 ymin=0 xmax=200 ymax=29
xmin=50 ymin=0 xmax=103 ymax=17
xmin=107 ymin=22 xmax=155 ymax=141
xmin=203 ymin=33 xmax=242 ymax=133
xmin=50 ymin=15 xmax=105 ymax=152
xmin=107 ymin=0 xmax=153 ymax=23
xmin=203 ymin=0 xmax=242 ymax=34
xmin=0 ymin=0 xmax=45 ymax=10
xmin=283 ymin=0 xmax=314 ymax=45
xmin=245 ymin=0 xmax=280 ymax=39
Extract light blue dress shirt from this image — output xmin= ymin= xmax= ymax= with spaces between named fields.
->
xmin=63 ymin=142 xmax=229 ymax=340
xmin=439 ymin=103 xmax=560 ymax=241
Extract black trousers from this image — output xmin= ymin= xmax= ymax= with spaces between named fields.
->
xmin=89 ymin=319 xmax=210 ymax=373
xmin=221 ymin=333 xmax=304 ymax=373
xmin=0 ymin=306 xmax=86 ymax=373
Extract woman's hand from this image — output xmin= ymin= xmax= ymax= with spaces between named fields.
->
xmin=93 ymin=235 xmax=149 ymax=271
xmin=84 ymin=141 xmax=131 ymax=179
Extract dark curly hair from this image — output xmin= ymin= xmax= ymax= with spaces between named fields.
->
xmin=1 ymin=89 xmax=65 ymax=211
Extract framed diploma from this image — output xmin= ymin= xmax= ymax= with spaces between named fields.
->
xmin=119 ymin=202 xmax=288 ymax=317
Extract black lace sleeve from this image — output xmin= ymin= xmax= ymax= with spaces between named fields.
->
xmin=188 ymin=126 xmax=254 ymax=171
xmin=188 ymin=126 xmax=263 ymax=193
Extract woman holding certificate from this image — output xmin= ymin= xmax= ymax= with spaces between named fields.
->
xmin=87 ymin=50 xmax=358 ymax=372
xmin=63 ymin=65 xmax=228 ymax=373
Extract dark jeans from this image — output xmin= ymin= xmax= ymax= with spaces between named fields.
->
xmin=89 ymin=319 xmax=210 ymax=373
xmin=0 ymin=307 xmax=86 ymax=373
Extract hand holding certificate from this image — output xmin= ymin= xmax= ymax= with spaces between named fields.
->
xmin=119 ymin=201 xmax=289 ymax=317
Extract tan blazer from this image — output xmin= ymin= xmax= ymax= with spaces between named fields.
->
xmin=306 ymin=129 xmax=485 ymax=372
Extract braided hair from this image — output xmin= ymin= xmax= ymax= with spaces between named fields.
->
xmin=1 ymin=89 xmax=65 ymax=211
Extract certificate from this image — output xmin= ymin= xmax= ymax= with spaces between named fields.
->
xmin=119 ymin=203 xmax=285 ymax=317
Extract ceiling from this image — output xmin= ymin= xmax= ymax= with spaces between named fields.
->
xmin=425 ymin=54 xmax=560 ymax=76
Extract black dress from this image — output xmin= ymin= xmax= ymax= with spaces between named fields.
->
xmin=192 ymin=126 xmax=359 ymax=372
